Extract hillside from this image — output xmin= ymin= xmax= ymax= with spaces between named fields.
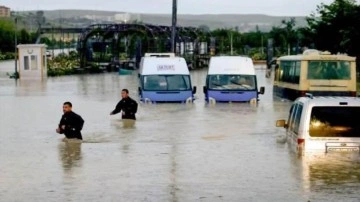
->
xmin=22 ymin=9 xmax=308 ymax=32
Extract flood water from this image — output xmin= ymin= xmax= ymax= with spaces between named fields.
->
xmin=0 ymin=67 xmax=359 ymax=202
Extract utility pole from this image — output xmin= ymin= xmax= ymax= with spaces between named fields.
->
xmin=261 ymin=35 xmax=264 ymax=55
xmin=52 ymin=27 xmax=54 ymax=57
xmin=230 ymin=31 xmax=233 ymax=55
xmin=288 ymin=44 xmax=290 ymax=55
xmin=59 ymin=11 xmax=64 ymax=54
xmin=14 ymin=16 xmax=18 ymax=79
xmin=171 ymin=0 xmax=177 ymax=54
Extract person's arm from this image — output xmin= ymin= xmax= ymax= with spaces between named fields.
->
xmin=132 ymin=99 xmax=138 ymax=114
xmin=56 ymin=115 xmax=65 ymax=134
xmin=74 ymin=114 xmax=84 ymax=131
xmin=110 ymin=101 xmax=122 ymax=115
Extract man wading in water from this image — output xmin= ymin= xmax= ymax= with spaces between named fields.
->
xmin=56 ymin=102 xmax=85 ymax=140
xmin=110 ymin=89 xmax=138 ymax=127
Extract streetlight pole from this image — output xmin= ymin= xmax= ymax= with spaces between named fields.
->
xmin=230 ymin=31 xmax=233 ymax=55
xmin=14 ymin=16 xmax=18 ymax=79
xmin=171 ymin=0 xmax=177 ymax=54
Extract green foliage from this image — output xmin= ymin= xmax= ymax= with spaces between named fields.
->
xmin=0 ymin=52 xmax=15 ymax=60
xmin=251 ymin=53 xmax=266 ymax=61
xmin=210 ymin=28 xmax=268 ymax=58
xmin=18 ymin=29 xmax=30 ymax=44
xmin=40 ymin=37 xmax=53 ymax=47
xmin=0 ymin=19 xmax=37 ymax=53
xmin=268 ymin=18 xmax=300 ymax=55
xmin=47 ymin=51 xmax=105 ymax=76
xmin=87 ymin=62 xmax=102 ymax=73
xmin=306 ymin=0 xmax=360 ymax=57
xmin=198 ymin=25 xmax=211 ymax=33
xmin=47 ymin=52 xmax=79 ymax=76
xmin=0 ymin=19 xmax=15 ymax=52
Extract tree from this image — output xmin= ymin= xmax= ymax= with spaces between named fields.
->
xmin=0 ymin=19 xmax=15 ymax=52
xmin=306 ymin=0 xmax=360 ymax=56
xmin=269 ymin=18 xmax=299 ymax=55
xmin=211 ymin=28 xmax=243 ymax=55
xmin=242 ymin=31 xmax=265 ymax=48
xmin=35 ymin=11 xmax=46 ymax=28
xmin=18 ymin=29 xmax=30 ymax=44
xmin=198 ymin=24 xmax=210 ymax=33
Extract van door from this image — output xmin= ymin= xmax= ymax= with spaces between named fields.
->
xmin=307 ymin=106 xmax=360 ymax=152
xmin=286 ymin=104 xmax=296 ymax=147
xmin=287 ymin=103 xmax=304 ymax=151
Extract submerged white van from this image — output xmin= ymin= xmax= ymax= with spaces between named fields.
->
xmin=138 ymin=56 xmax=196 ymax=103
xmin=203 ymin=56 xmax=265 ymax=103
xmin=144 ymin=53 xmax=175 ymax=57
xmin=276 ymin=95 xmax=360 ymax=153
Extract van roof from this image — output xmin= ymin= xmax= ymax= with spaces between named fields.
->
xmin=295 ymin=96 xmax=360 ymax=106
xmin=144 ymin=52 xmax=175 ymax=57
xmin=208 ymin=56 xmax=255 ymax=75
xmin=140 ymin=57 xmax=190 ymax=75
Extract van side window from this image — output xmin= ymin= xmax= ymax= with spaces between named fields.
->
xmin=292 ymin=104 xmax=303 ymax=134
xmin=288 ymin=104 xmax=297 ymax=131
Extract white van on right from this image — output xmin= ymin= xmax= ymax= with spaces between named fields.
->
xmin=276 ymin=95 xmax=360 ymax=153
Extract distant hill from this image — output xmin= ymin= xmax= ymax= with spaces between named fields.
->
xmin=22 ymin=9 xmax=308 ymax=32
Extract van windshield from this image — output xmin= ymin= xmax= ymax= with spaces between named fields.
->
xmin=307 ymin=61 xmax=351 ymax=80
xmin=208 ymin=75 xmax=256 ymax=90
xmin=143 ymin=75 xmax=191 ymax=91
xmin=309 ymin=106 xmax=360 ymax=137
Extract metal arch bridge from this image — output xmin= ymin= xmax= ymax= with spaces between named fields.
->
xmin=39 ymin=23 xmax=214 ymax=69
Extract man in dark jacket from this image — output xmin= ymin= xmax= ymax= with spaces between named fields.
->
xmin=56 ymin=102 xmax=85 ymax=140
xmin=110 ymin=89 xmax=138 ymax=120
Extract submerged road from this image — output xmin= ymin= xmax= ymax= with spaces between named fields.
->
xmin=0 ymin=68 xmax=359 ymax=202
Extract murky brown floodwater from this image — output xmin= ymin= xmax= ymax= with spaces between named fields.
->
xmin=0 ymin=65 xmax=359 ymax=202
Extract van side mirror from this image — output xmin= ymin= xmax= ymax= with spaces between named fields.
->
xmin=203 ymin=86 xmax=207 ymax=94
xmin=276 ymin=120 xmax=288 ymax=128
xmin=259 ymin=87 xmax=265 ymax=95
xmin=192 ymin=86 xmax=197 ymax=94
xmin=138 ymin=73 xmax=140 ymax=78
xmin=138 ymin=87 xmax=142 ymax=95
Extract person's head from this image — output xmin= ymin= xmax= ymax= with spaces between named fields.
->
xmin=63 ymin=102 xmax=72 ymax=113
xmin=121 ymin=89 xmax=129 ymax=99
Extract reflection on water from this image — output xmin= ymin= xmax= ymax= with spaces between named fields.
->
xmin=120 ymin=119 xmax=136 ymax=129
xmin=298 ymin=153 xmax=360 ymax=201
xmin=110 ymin=119 xmax=137 ymax=154
xmin=58 ymin=140 xmax=82 ymax=171
xmin=0 ymin=69 xmax=359 ymax=201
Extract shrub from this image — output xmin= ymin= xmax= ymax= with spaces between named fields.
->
xmin=47 ymin=52 xmax=80 ymax=76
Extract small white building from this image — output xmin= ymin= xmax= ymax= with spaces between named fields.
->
xmin=17 ymin=44 xmax=47 ymax=80
xmin=114 ymin=13 xmax=141 ymax=23
xmin=114 ymin=13 xmax=131 ymax=23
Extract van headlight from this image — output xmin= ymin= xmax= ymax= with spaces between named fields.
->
xmin=144 ymin=98 xmax=152 ymax=104
xmin=250 ymin=98 xmax=257 ymax=105
xmin=209 ymin=97 xmax=216 ymax=105
xmin=186 ymin=97 xmax=193 ymax=104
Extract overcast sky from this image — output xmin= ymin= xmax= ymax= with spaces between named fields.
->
xmin=4 ymin=0 xmax=336 ymax=16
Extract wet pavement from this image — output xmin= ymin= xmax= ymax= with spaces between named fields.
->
xmin=0 ymin=67 xmax=359 ymax=202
